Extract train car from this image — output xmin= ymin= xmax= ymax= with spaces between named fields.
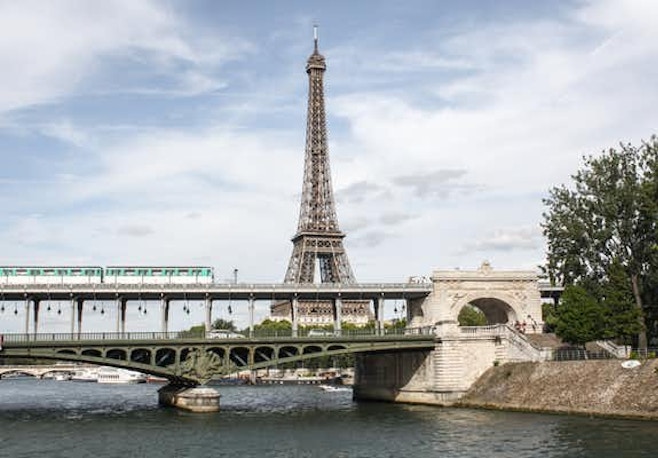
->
xmin=0 ymin=266 xmax=103 ymax=285
xmin=103 ymin=266 xmax=214 ymax=284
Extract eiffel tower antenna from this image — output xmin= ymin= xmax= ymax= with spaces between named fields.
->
xmin=284 ymin=27 xmax=356 ymax=284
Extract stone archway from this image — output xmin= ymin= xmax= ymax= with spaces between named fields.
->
xmin=457 ymin=297 xmax=517 ymax=325
xmin=456 ymin=295 xmax=518 ymax=325
xmin=415 ymin=261 xmax=544 ymax=333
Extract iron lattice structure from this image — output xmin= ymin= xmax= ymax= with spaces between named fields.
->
xmin=284 ymin=34 xmax=355 ymax=284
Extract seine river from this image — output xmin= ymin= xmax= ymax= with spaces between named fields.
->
xmin=0 ymin=379 xmax=656 ymax=458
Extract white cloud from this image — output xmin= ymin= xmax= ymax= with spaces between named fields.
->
xmin=0 ymin=0 xmax=246 ymax=113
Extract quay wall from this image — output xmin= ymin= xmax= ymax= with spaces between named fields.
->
xmin=458 ymin=360 xmax=658 ymax=420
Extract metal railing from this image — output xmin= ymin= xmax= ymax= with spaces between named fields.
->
xmin=0 ymin=326 xmax=436 ymax=344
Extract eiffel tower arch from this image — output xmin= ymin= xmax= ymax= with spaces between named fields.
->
xmin=272 ymin=28 xmax=372 ymax=328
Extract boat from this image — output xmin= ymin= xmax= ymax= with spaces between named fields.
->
xmin=97 ymin=367 xmax=147 ymax=384
xmin=71 ymin=368 xmax=99 ymax=382
xmin=53 ymin=372 xmax=72 ymax=381
xmin=318 ymin=384 xmax=352 ymax=392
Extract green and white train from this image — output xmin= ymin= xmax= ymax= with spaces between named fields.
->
xmin=0 ymin=266 xmax=215 ymax=285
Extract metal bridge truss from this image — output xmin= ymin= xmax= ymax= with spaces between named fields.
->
xmin=0 ymin=331 xmax=436 ymax=385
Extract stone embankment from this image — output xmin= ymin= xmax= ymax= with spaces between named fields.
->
xmin=458 ymin=359 xmax=658 ymax=420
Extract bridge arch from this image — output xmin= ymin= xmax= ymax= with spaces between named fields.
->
xmin=451 ymin=291 xmax=522 ymax=326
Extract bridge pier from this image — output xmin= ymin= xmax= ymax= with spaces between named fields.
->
xmin=158 ymin=385 xmax=221 ymax=413
xmin=161 ymin=296 xmax=170 ymax=334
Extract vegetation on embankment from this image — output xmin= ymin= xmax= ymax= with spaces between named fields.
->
xmin=458 ymin=360 xmax=658 ymax=420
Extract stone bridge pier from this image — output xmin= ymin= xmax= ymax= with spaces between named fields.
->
xmin=353 ymin=262 xmax=546 ymax=405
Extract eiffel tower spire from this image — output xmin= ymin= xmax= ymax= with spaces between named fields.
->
xmin=284 ymin=27 xmax=356 ymax=284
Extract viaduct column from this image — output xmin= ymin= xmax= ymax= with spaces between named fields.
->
xmin=119 ymin=298 xmax=127 ymax=335
xmin=160 ymin=295 xmax=170 ymax=335
xmin=375 ymin=296 xmax=385 ymax=336
xmin=23 ymin=296 xmax=30 ymax=336
xmin=333 ymin=296 xmax=342 ymax=335
xmin=32 ymin=299 xmax=40 ymax=335
xmin=291 ymin=296 xmax=299 ymax=337
xmin=76 ymin=298 xmax=84 ymax=338
xmin=70 ymin=296 xmax=76 ymax=336
xmin=248 ymin=295 xmax=255 ymax=337
xmin=204 ymin=296 xmax=212 ymax=333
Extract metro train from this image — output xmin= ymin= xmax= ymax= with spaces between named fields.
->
xmin=0 ymin=266 xmax=215 ymax=285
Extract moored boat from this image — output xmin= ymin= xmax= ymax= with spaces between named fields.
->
xmin=97 ymin=367 xmax=147 ymax=384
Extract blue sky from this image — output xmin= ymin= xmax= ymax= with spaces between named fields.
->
xmin=1 ymin=0 xmax=658 ymax=331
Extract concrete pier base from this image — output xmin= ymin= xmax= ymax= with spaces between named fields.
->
xmin=158 ymin=385 xmax=221 ymax=412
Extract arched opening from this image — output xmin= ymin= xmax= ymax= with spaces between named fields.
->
xmin=81 ymin=349 xmax=102 ymax=358
xmin=155 ymin=348 xmax=176 ymax=367
xmin=459 ymin=297 xmax=516 ymax=325
xmin=130 ymin=348 xmax=152 ymax=364
xmin=229 ymin=347 xmax=249 ymax=368
xmin=106 ymin=349 xmax=127 ymax=360
xmin=254 ymin=346 xmax=274 ymax=364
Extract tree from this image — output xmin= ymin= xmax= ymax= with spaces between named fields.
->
xmin=458 ymin=305 xmax=487 ymax=326
xmin=178 ymin=324 xmax=205 ymax=338
xmin=542 ymin=136 xmax=658 ymax=348
xmin=554 ymin=286 xmax=606 ymax=346
xmin=212 ymin=318 xmax=236 ymax=331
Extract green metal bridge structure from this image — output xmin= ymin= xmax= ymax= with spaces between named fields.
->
xmin=0 ymin=329 xmax=437 ymax=385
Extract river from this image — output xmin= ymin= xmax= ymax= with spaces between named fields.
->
xmin=0 ymin=378 xmax=655 ymax=457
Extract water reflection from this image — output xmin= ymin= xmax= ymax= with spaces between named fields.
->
xmin=0 ymin=379 xmax=655 ymax=458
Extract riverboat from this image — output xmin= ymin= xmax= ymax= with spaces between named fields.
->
xmin=97 ymin=367 xmax=147 ymax=384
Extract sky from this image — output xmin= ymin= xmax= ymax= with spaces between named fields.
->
xmin=1 ymin=0 xmax=658 ymax=332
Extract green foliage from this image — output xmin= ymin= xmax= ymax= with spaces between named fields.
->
xmin=385 ymin=318 xmax=407 ymax=330
xmin=178 ymin=324 xmax=205 ymax=338
xmin=542 ymin=302 xmax=558 ymax=333
xmin=542 ymin=136 xmax=658 ymax=348
xmin=253 ymin=319 xmax=292 ymax=333
xmin=554 ymin=286 xmax=606 ymax=346
xmin=212 ymin=318 xmax=236 ymax=331
xmin=458 ymin=305 xmax=487 ymax=326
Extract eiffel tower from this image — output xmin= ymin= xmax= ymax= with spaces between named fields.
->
xmin=272 ymin=28 xmax=372 ymax=328
xmin=284 ymin=28 xmax=356 ymax=284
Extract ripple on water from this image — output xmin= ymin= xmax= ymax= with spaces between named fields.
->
xmin=1 ymin=379 xmax=657 ymax=458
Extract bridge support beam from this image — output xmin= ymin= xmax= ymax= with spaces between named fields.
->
xmin=70 ymin=298 xmax=76 ymax=336
xmin=248 ymin=296 xmax=255 ymax=337
xmin=204 ymin=296 xmax=212 ymax=333
xmin=32 ymin=299 xmax=40 ymax=336
xmin=24 ymin=297 xmax=30 ymax=336
xmin=160 ymin=296 xmax=170 ymax=334
xmin=291 ymin=297 xmax=299 ymax=337
xmin=333 ymin=297 xmax=342 ymax=335
xmin=119 ymin=298 xmax=127 ymax=335
xmin=375 ymin=297 xmax=384 ymax=335
xmin=76 ymin=298 xmax=84 ymax=337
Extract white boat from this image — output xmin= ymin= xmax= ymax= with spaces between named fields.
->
xmin=97 ymin=367 xmax=147 ymax=384
xmin=318 ymin=384 xmax=351 ymax=392
xmin=53 ymin=372 xmax=72 ymax=381
xmin=71 ymin=368 xmax=99 ymax=382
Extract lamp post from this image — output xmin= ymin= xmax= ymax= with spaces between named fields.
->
xmin=233 ymin=268 xmax=238 ymax=285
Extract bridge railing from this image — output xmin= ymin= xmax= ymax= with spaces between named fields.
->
xmin=0 ymin=326 xmax=436 ymax=344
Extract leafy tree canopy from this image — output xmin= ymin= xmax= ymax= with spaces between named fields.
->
xmin=542 ymin=136 xmax=658 ymax=348
xmin=458 ymin=305 xmax=488 ymax=326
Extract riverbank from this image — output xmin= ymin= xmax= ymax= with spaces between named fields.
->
xmin=457 ymin=359 xmax=658 ymax=420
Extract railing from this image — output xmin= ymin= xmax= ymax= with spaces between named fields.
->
xmin=594 ymin=340 xmax=631 ymax=358
xmin=459 ymin=324 xmax=550 ymax=361
xmin=0 ymin=326 xmax=436 ymax=344
xmin=0 ymin=281 xmax=432 ymax=290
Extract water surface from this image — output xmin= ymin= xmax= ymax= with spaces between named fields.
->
xmin=0 ymin=379 xmax=655 ymax=457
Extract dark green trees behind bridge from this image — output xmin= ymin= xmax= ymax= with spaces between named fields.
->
xmin=542 ymin=135 xmax=658 ymax=348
